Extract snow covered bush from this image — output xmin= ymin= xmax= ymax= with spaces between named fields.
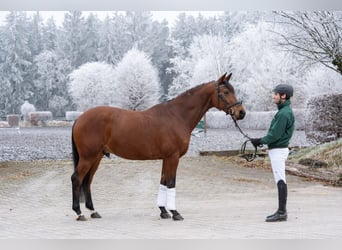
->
xmin=292 ymin=109 xmax=305 ymax=130
xmin=68 ymin=62 xmax=116 ymax=111
xmin=20 ymin=101 xmax=36 ymax=121
xmin=113 ymin=48 xmax=160 ymax=110
xmin=305 ymin=93 xmax=342 ymax=144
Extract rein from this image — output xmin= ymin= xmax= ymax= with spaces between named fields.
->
xmin=233 ymin=120 xmax=259 ymax=162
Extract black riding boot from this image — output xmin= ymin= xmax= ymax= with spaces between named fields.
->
xmin=266 ymin=180 xmax=287 ymax=222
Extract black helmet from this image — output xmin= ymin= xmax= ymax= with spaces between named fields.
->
xmin=273 ymin=84 xmax=293 ymax=99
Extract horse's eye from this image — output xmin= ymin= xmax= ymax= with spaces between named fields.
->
xmin=224 ymin=91 xmax=229 ymax=95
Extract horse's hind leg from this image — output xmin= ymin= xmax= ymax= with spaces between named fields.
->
xmin=83 ymin=156 xmax=102 ymax=219
xmin=71 ymin=159 xmax=92 ymax=221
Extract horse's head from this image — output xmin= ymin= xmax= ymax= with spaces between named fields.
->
xmin=214 ymin=73 xmax=246 ymax=121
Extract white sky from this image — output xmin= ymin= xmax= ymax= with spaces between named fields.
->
xmin=0 ymin=11 xmax=223 ymax=27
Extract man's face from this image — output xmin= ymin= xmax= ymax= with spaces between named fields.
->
xmin=273 ymin=92 xmax=281 ymax=104
xmin=273 ymin=92 xmax=286 ymax=104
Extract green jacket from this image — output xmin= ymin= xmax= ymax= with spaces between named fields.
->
xmin=261 ymin=100 xmax=295 ymax=149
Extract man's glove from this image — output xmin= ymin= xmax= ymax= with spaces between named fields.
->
xmin=250 ymin=138 xmax=263 ymax=148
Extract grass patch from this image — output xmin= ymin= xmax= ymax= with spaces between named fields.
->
xmin=289 ymin=139 xmax=342 ymax=169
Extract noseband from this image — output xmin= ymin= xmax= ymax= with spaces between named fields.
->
xmin=215 ymin=81 xmax=242 ymax=116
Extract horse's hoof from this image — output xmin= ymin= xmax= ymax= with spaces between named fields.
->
xmin=76 ymin=215 xmax=87 ymax=221
xmin=160 ymin=212 xmax=171 ymax=219
xmin=91 ymin=212 xmax=102 ymax=219
xmin=170 ymin=210 xmax=184 ymax=221
xmin=172 ymin=214 xmax=184 ymax=221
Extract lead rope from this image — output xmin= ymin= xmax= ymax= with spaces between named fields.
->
xmin=233 ymin=120 xmax=258 ymax=162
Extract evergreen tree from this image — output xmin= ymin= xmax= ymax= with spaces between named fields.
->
xmin=59 ymin=11 xmax=86 ymax=68
xmin=82 ymin=13 xmax=101 ymax=63
xmin=146 ymin=20 xmax=172 ymax=101
xmin=28 ymin=12 xmax=44 ymax=57
xmin=42 ymin=17 xmax=58 ymax=51
xmin=0 ymin=11 xmax=32 ymax=114
xmin=97 ymin=15 xmax=120 ymax=64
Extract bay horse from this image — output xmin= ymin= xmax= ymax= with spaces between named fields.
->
xmin=71 ymin=72 xmax=246 ymax=221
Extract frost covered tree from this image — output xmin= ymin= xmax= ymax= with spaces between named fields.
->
xmin=145 ymin=20 xmax=171 ymax=101
xmin=275 ymin=11 xmax=342 ymax=75
xmin=170 ymin=13 xmax=200 ymax=60
xmin=0 ymin=11 xmax=32 ymax=114
xmin=0 ymin=75 xmax=11 ymax=117
xmin=168 ymin=34 xmax=232 ymax=99
xmin=97 ymin=16 xmax=120 ymax=65
xmin=59 ymin=11 xmax=87 ymax=68
xmin=42 ymin=17 xmax=58 ymax=51
xmin=303 ymin=65 xmax=342 ymax=98
xmin=113 ymin=48 xmax=160 ymax=110
xmin=33 ymin=51 xmax=56 ymax=110
xmin=27 ymin=12 xmax=44 ymax=57
xmin=228 ymin=21 xmax=306 ymax=111
xmin=68 ymin=62 xmax=116 ymax=111
xmin=33 ymin=51 xmax=72 ymax=116
xmin=124 ymin=11 xmax=153 ymax=49
xmin=82 ymin=13 xmax=101 ymax=63
xmin=218 ymin=11 xmax=265 ymax=40
xmin=190 ymin=35 xmax=233 ymax=85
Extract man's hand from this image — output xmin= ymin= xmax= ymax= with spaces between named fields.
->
xmin=250 ymin=138 xmax=263 ymax=148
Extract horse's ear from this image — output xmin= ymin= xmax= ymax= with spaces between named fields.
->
xmin=225 ymin=73 xmax=232 ymax=82
xmin=217 ymin=72 xmax=227 ymax=85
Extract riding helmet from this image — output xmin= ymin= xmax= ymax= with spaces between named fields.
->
xmin=273 ymin=84 xmax=294 ymax=99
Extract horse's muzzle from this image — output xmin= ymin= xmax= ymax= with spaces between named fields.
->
xmin=238 ymin=110 xmax=246 ymax=120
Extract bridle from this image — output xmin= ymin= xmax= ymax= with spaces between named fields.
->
xmin=215 ymin=81 xmax=259 ymax=162
xmin=215 ymin=81 xmax=242 ymax=116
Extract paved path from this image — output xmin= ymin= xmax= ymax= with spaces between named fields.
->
xmin=0 ymin=156 xmax=341 ymax=238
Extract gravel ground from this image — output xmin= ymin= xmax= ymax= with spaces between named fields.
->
xmin=0 ymin=126 xmax=313 ymax=162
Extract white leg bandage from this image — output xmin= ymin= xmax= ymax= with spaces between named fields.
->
xmin=268 ymin=148 xmax=289 ymax=184
xmin=157 ymin=184 xmax=167 ymax=207
xmin=166 ymin=188 xmax=176 ymax=210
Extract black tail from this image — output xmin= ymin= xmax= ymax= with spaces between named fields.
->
xmin=71 ymin=122 xmax=79 ymax=170
xmin=71 ymin=121 xmax=85 ymax=202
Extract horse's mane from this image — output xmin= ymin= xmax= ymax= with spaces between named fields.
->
xmin=178 ymin=82 xmax=210 ymax=96
xmin=166 ymin=82 xmax=212 ymax=103
xmin=166 ymin=79 xmax=235 ymax=103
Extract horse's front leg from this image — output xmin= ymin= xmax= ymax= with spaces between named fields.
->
xmin=158 ymin=155 xmax=184 ymax=221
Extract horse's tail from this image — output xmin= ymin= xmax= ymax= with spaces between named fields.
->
xmin=71 ymin=122 xmax=79 ymax=170
xmin=71 ymin=121 xmax=85 ymax=202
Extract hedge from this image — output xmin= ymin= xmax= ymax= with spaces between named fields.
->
xmin=304 ymin=93 xmax=342 ymax=144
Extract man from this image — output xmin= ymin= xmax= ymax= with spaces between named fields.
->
xmin=251 ymin=84 xmax=295 ymax=222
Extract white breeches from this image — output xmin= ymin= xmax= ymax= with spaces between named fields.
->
xmin=268 ymin=148 xmax=289 ymax=184
xmin=157 ymin=184 xmax=176 ymax=210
